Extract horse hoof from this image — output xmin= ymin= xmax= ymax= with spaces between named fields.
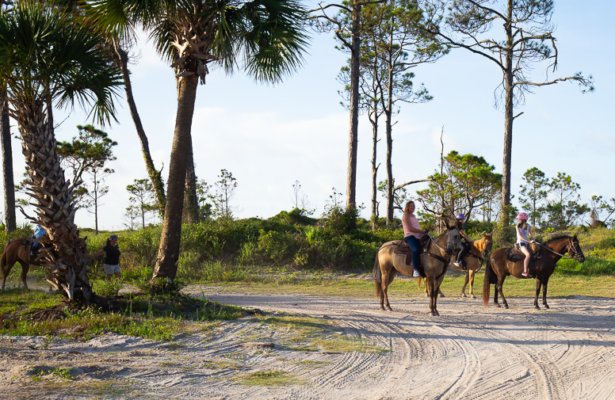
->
xmin=471 ymin=295 xmax=476 ymax=299
xmin=544 ymin=304 xmax=550 ymax=309
xmin=386 ymin=306 xmax=393 ymax=311
xmin=504 ymin=304 xmax=509 ymax=309
xmin=496 ymin=303 xmax=501 ymax=308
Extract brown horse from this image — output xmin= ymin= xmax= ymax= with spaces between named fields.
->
xmin=483 ymin=234 xmax=585 ymax=309
xmin=1 ymin=238 xmax=50 ymax=290
xmin=459 ymin=233 xmax=493 ymax=298
xmin=373 ymin=226 xmax=462 ymax=316
xmin=417 ymin=232 xmax=493 ymax=299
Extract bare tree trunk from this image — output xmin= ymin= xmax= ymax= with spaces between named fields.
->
xmin=113 ymin=44 xmax=166 ymax=216
xmin=93 ymin=171 xmax=99 ymax=234
xmin=15 ymin=99 xmax=90 ymax=303
xmin=370 ymin=112 xmax=379 ymax=231
xmin=183 ymin=136 xmax=200 ymax=223
xmin=500 ymin=2 xmax=514 ymax=229
xmin=152 ymin=75 xmax=198 ymax=282
xmin=0 ymin=92 xmax=16 ymax=232
xmin=345 ymin=1 xmax=361 ymax=211
xmin=385 ymin=108 xmax=393 ymax=225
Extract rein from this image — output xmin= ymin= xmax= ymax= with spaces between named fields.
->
xmin=534 ymin=240 xmax=570 ymax=258
xmin=424 ymin=235 xmax=450 ymax=264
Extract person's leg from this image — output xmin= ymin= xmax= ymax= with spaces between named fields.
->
xmin=520 ymin=245 xmax=531 ymax=276
xmin=407 ymin=236 xmax=422 ymax=272
xmin=454 ymin=243 xmax=469 ymax=268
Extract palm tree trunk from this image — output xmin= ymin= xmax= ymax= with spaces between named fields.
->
xmin=345 ymin=1 xmax=361 ymax=211
xmin=183 ymin=136 xmax=200 ymax=223
xmin=15 ymin=99 xmax=90 ymax=302
xmin=0 ymin=91 xmax=16 ymax=232
xmin=113 ymin=44 xmax=166 ymax=216
xmin=152 ymin=75 xmax=198 ymax=281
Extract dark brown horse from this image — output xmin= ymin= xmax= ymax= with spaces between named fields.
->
xmin=1 ymin=238 xmax=50 ymax=290
xmin=483 ymin=234 xmax=585 ymax=309
xmin=373 ymin=225 xmax=462 ymax=316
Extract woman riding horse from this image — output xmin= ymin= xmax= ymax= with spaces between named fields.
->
xmin=483 ymin=234 xmax=585 ymax=309
xmin=374 ymin=218 xmax=462 ymax=316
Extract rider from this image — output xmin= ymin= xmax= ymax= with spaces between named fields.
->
xmin=516 ymin=212 xmax=535 ymax=277
xmin=452 ymin=213 xmax=473 ymax=270
xmin=402 ymin=200 xmax=427 ymax=278
xmin=31 ymin=224 xmax=47 ymax=257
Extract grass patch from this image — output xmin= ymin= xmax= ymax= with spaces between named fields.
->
xmin=0 ymin=290 xmax=246 ymax=341
xmin=30 ymin=366 xmax=74 ymax=382
xmin=236 ymin=370 xmax=304 ymax=386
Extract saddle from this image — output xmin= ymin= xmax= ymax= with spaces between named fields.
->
xmin=393 ymin=241 xmax=413 ymax=266
xmin=506 ymin=245 xmax=541 ymax=262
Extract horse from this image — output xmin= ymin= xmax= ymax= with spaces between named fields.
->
xmin=458 ymin=233 xmax=493 ymax=298
xmin=416 ymin=232 xmax=493 ymax=299
xmin=483 ymin=234 xmax=585 ymax=309
xmin=1 ymin=238 xmax=50 ymax=290
xmin=373 ymin=225 xmax=462 ymax=316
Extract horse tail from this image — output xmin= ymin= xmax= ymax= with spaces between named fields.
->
xmin=482 ymin=258 xmax=493 ymax=306
xmin=373 ymin=251 xmax=382 ymax=298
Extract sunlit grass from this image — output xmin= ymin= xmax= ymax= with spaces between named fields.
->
xmin=235 ymin=370 xmax=304 ymax=386
xmin=0 ymin=290 xmax=246 ymax=341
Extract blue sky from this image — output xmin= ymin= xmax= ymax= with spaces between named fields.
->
xmin=6 ymin=1 xmax=615 ymax=230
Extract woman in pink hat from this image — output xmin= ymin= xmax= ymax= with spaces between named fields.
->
xmin=516 ymin=212 xmax=534 ymax=277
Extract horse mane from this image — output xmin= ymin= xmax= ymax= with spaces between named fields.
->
xmin=543 ymin=233 xmax=573 ymax=244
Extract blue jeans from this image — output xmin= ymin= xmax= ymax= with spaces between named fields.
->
xmin=404 ymin=236 xmax=422 ymax=270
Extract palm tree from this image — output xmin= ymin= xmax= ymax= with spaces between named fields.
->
xmin=0 ymin=1 xmax=122 ymax=302
xmin=102 ymin=0 xmax=309 ymax=282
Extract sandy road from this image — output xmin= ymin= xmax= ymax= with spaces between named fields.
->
xmin=1 ymin=290 xmax=614 ymax=399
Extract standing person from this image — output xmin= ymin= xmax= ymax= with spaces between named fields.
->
xmin=516 ymin=212 xmax=534 ymax=277
xmin=452 ymin=213 xmax=474 ymax=269
xmin=31 ymin=224 xmax=46 ymax=257
xmin=102 ymin=235 xmax=121 ymax=278
xmin=401 ymin=201 xmax=427 ymax=277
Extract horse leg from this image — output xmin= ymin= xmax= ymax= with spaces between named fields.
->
xmin=383 ymin=271 xmax=396 ymax=311
xmin=20 ymin=262 xmax=30 ymax=290
xmin=2 ymin=259 xmax=14 ymax=290
xmin=469 ymin=270 xmax=476 ymax=299
xmin=497 ymin=278 xmax=509 ymax=309
xmin=461 ymin=271 xmax=469 ymax=297
xmin=380 ymin=270 xmax=393 ymax=311
xmin=534 ymin=279 xmax=542 ymax=310
xmin=542 ymin=277 xmax=550 ymax=309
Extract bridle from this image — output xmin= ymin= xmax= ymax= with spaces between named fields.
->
xmin=534 ymin=237 xmax=580 ymax=259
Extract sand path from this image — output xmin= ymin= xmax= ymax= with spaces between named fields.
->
xmin=1 ymin=290 xmax=614 ymax=399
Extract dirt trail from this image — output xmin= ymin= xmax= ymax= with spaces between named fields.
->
xmin=1 ymin=289 xmax=614 ymax=399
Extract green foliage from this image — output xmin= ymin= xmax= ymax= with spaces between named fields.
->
xmin=417 ymin=151 xmax=501 ymax=220
xmin=92 ymin=277 xmax=123 ymax=297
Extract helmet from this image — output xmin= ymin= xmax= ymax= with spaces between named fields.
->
xmin=109 ymin=234 xmax=118 ymax=241
xmin=455 ymin=213 xmax=465 ymax=220
xmin=516 ymin=212 xmax=529 ymax=221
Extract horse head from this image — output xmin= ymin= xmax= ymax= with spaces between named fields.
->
xmin=567 ymin=235 xmax=585 ymax=263
xmin=442 ymin=220 xmax=462 ymax=255
xmin=480 ymin=232 xmax=493 ymax=257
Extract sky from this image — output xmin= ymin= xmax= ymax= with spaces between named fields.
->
xmin=4 ymin=1 xmax=615 ymax=231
